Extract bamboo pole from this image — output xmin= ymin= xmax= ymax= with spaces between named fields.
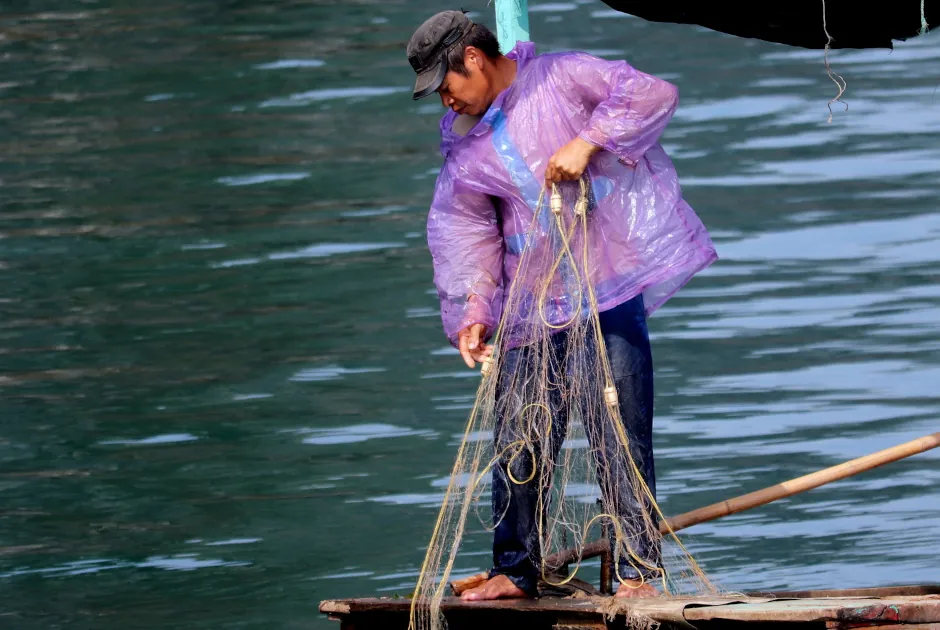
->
xmin=661 ymin=431 xmax=940 ymax=533
xmin=546 ymin=431 xmax=940 ymax=568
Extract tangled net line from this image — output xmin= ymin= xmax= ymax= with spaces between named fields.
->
xmin=409 ymin=177 xmax=718 ymax=630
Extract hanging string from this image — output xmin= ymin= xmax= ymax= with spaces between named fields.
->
xmin=821 ymin=0 xmax=847 ymax=123
xmin=920 ymin=0 xmax=929 ymax=36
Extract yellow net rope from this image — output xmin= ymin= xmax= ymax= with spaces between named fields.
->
xmin=409 ymin=177 xmax=718 ymax=630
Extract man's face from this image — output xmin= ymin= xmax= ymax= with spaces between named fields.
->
xmin=436 ymin=49 xmax=490 ymax=116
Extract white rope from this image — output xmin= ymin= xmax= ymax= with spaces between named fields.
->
xmin=821 ymin=0 xmax=847 ymax=123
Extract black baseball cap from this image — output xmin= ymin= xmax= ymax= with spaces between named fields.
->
xmin=407 ymin=11 xmax=475 ymax=100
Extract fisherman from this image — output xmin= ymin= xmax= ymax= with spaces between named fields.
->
xmin=407 ymin=10 xmax=717 ymax=601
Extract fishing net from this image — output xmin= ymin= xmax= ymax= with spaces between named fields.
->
xmin=410 ymin=178 xmax=718 ymax=630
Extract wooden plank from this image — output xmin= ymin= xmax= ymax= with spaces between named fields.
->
xmin=751 ymin=585 xmax=940 ymax=599
xmin=320 ymin=595 xmax=725 ymax=617
xmin=320 ymin=593 xmax=940 ymax=627
xmin=320 ymin=601 xmax=353 ymax=615
xmin=893 ymin=599 xmax=940 ymax=624
xmin=321 ymin=597 xmax=600 ymax=615
xmin=827 ymin=623 xmax=940 ymax=630
xmin=319 ymin=594 xmax=760 ymax=629
xmin=683 ymin=597 xmax=940 ymax=624
xmin=684 ymin=597 xmax=858 ymax=622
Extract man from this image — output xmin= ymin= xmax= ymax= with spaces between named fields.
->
xmin=407 ymin=10 xmax=717 ymax=601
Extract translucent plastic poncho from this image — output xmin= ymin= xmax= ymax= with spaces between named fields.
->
xmin=427 ymin=41 xmax=718 ymax=348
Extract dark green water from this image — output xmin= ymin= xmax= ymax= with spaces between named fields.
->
xmin=1 ymin=2 xmax=938 ymax=628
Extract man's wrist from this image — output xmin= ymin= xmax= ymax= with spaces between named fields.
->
xmin=575 ymin=135 xmax=602 ymax=157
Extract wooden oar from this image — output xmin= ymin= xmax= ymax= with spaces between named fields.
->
xmin=553 ymin=431 xmax=940 ymax=567
xmin=664 ymin=431 xmax=940 ymax=533
xmin=452 ymin=431 xmax=939 ymax=593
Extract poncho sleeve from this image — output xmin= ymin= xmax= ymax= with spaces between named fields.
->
xmin=427 ymin=160 xmax=504 ymax=347
xmin=557 ymin=53 xmax=679 ymax=168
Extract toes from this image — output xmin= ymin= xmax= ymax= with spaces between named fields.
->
xmin=460 ymin=587 xmax=483 ymax=601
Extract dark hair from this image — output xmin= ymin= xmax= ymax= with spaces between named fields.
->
xmin=446 ymin=23 xmax=501 ymax=76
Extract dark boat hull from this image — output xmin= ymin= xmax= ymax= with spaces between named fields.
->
xmin=598 ymin=0 xmax=936 ymax=49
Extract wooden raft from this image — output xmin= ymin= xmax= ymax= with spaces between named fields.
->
xmin=320 ymin=585 xmax=940 ymax=630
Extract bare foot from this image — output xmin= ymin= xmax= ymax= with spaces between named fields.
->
xmin=615 ymin=579 xmax=660 ymax=598
xmin=459 ymin=574 xmax=529 ymax=601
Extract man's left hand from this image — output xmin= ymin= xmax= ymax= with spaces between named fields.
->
xmin=545 ymin=137 xmax=600 ymax=184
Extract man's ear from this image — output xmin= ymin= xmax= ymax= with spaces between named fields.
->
xmin=465 ymin=46 xmax=484 ymax=72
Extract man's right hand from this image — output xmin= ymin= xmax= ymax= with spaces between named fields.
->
xmin=457 ymin=323 xmax=491 ymax=369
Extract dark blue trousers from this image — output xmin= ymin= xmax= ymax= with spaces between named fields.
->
xmin=490 ymin=295 xmax=659 ymax=594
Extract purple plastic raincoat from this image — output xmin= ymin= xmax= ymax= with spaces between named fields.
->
xmin=427 ymin=42 xmax=717 ymax=348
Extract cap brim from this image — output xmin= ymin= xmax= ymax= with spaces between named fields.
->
xmin=412 ymin=60 xmax=447 ymax=100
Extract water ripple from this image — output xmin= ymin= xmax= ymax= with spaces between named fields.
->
xmin=290 ymin=423 xmax=436 ymax=445
xmin=260 ymin=86 xmax=407 ymax=107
